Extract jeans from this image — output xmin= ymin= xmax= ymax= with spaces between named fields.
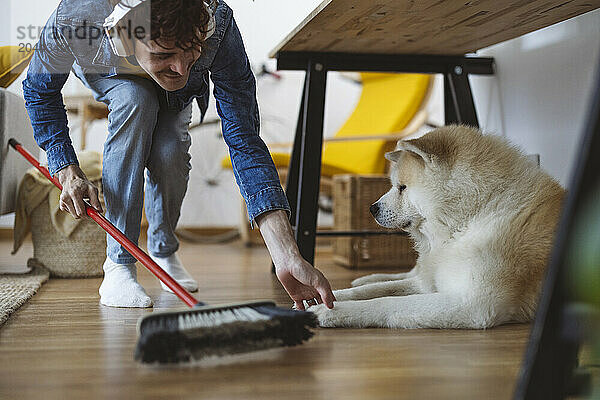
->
xmin=73 ymin=65 xmax=192 ymax=264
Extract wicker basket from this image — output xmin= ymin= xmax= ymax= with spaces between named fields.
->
xmin=30 ymin=180 xmax=106 ymax=278
xmin=332 ymin=174 xmax=417 ymax=269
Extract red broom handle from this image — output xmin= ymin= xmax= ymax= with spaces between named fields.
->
xmin=9 ymin=139 xmax=199 ymax=308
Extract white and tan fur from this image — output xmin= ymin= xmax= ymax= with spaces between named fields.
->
xmin=309 ymin=125 xmax=565 ymax=329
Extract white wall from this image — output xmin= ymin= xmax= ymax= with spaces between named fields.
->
xmin=471 ymin=8 xmax=600 ymax=187
xmin=2 ymin=2 xmax=599 ymax=228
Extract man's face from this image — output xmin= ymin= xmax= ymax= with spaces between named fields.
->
xmin=134 ymin=38 xmax=201 ymax=91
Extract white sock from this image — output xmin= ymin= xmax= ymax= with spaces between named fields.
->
xmin=150 ymin=253 xmax=198 ymax=293
xmin=98 ymin=259 xmax=153 ymax=308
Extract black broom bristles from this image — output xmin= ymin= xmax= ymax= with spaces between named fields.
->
xmin=134 ymin=301 xmax=318 ymax=364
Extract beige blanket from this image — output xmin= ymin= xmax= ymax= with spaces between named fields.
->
xmin=12 ymin=151 xmax=103 ymax=254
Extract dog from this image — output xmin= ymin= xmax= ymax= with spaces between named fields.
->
xmin=309 ymin=125 xmax=565 ymax=329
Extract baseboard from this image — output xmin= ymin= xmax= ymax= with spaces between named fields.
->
xmin=178 ymin=226 xmax=332 ymax=247
xmin=177 ymin=227 xmax=238 ymax=236
xmin=0 ymin=227 xmax=237 ymax=243
xmin=0 ymin=226 xmax=332 ymax=246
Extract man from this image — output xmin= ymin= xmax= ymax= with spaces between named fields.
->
xmin=23 ymin=0 xmax=335 ymax=310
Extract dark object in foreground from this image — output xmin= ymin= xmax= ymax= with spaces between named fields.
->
xmin=9 ymin=138 xmax=318 ymax=365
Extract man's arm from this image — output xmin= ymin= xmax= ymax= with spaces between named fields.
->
xmin=209 ymin=14 xmax=335 ymax=308
xmin=256 ymin=210 xmax=335 ymax=310
xmin=23 ymin=10 xmax=77 ymax=175
xmin=23 ymin=11 xmax=101 ymax=218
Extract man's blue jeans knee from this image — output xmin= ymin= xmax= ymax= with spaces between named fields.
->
xmin=73 ymin=67 xmax=192 ymax=264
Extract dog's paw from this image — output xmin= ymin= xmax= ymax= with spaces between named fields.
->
xmin=332 ymin=288 xmax=354 ymax=301
xmin=308 ymin=302 xmax=368 ymax=328
xmin=307 ymin=303 xmax=339 ymax=328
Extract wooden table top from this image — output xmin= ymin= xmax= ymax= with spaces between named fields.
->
xmin=270 ymin=0 xmax=600 ymax=57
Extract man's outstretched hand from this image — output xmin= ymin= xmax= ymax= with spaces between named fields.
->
xmin=275 ymin=258 xmax=336 ymax=310
xmin=255 ymin=209 xmax=336 ymax=310
xmin=56 ymin=164 xmax=103 ymax=219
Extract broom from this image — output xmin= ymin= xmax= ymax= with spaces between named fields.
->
xmin=9 ymin=138 xmax=317 ymax=364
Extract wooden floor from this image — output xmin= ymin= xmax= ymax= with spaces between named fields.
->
xmin=0 ymin=237 xmax=533 ymax=399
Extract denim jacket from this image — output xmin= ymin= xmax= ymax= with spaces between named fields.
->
xmin=22 ymin=0 xmax=289 ymax=223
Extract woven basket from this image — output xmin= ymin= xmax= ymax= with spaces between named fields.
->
xmin=332 ymin=174 xmax=417 ymax=269
xmin=30 ymin=180 xmax=106 ymax=278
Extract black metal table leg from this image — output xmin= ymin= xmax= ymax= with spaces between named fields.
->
xmin=293 ymin=58 xmax=327 ymax=265
xmin=272 ymin=79 xmax=307 ymax=274
xmin=444 ymin=65 xmax=479 ymax=127
xmin=285 ymin=80 xmax=306 ymax=226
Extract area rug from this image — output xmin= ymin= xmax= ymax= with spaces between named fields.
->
xmin=0 ymin=258 xmax=49 ymax=327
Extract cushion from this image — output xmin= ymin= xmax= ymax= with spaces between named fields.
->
xmin=222 ymin=73 xmax=431 ymax=176
xmin=0 ymin=46 xmax=34 ymax=88
xmin=319 ymin=73 xmax=430 ymax=175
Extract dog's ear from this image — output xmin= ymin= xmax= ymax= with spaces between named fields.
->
xmin=384 ymin=149 xmax=403 ymax=163
xmin=386 ymin=129 xmax=459 ymax=165
xmin=390 ymin=141 xmax=433 ymax=164
xmin=395 ymin=133 xmax=458 ymax=165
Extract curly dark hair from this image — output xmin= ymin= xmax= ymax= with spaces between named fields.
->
xmin=113 ymin=0 xmax=213 ymax=50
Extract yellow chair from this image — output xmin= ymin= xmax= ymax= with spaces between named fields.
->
xmin=0 ymin=46 xmax=34 ymax=88
xmin=222 ymin=72 xmax=432 ymax=244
